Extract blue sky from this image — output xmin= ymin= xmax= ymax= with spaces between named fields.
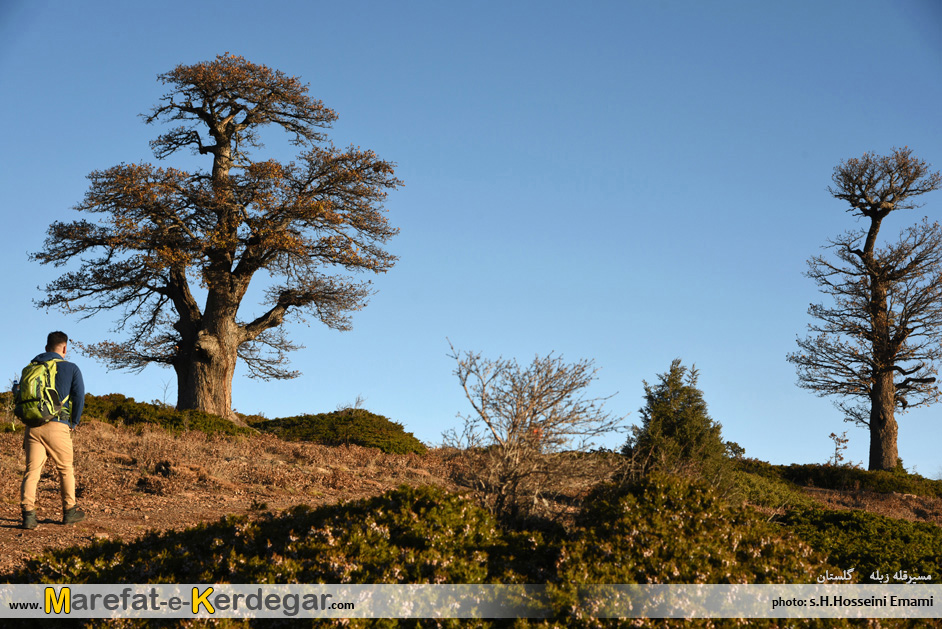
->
xmin=1 ymin=0 xmax=940 ymax=474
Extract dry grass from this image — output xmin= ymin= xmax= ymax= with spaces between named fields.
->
xmin=800 ymin=486 xmax=942 ymax=526
xmin=0 ymin=420 xmax=457 ymax=578
xmin=441 ymin=446 xmax=627 ymax=524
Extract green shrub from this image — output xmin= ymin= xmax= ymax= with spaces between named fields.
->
xmin=253 ymin=408 xmax=427 ymax=454
xmin=733 ymin=458 xmax=942 ymax=500
xmin=545 ymin=474 xmax=849 ymax=628
xmin=12 ymin=485 xmax=527 ymax=585
xmin=561 ymin=474 xmax=825 ymax=584
xmin=733 ymin=470 xmax=816 ymax=510
xmin=735 ymin=456 xmax=785 ymax=479
xmin=782 ymin=507 xmax=942 ymax=581
xmin=0 ymin=391 xmax=18 ymax=432
xmin=82 ymin=393 xmax=254 ymax=437
xmin=780 ymin=463 xmax=942 ymax=498
xmin=9 ymin=486 xmax=551 ymax=627
xmin=81 ymin=392 xmax=129 ymax=421
xmin=623 ymin=360 xmax=734 ymax=490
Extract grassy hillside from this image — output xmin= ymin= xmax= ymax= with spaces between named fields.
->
xmin=1 ymin=393 xmax=941 ymax=627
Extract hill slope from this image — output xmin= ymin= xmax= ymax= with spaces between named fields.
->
xmin=0 ymin=420 xmax=454 ymax=577
xmin=2 ymin=419 xmax=941 ymax=581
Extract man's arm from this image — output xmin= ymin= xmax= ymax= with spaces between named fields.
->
xmin=69 ymin=365 xmax=85 ymax=427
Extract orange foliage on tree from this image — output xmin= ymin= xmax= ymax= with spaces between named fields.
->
xmin=32 ymin=54 xmax=402 ymax=420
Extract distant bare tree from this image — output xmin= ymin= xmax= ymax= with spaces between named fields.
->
xmin=788 ymin=148 xmax=942 ymax=470
xmin=444 ymin=342 xmax=626 ymax=521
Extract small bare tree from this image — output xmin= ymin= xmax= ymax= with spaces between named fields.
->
xmin=444 ymin=342 xmax=626 ymax=522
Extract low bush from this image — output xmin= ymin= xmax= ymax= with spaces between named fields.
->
xmin=0 ymin=391 xmax=15 ymax=433
xmin=782 ymin=507 xmax=942 ymax=581
xmin=732 ymin=470 xmax=816 ymax=511
xmin=82 ymin=393 xmax=254 ymax=437
xmin=15 ymin=475 xmax=826 ymax=586
xmin=560 ymin=474 xmax=825 ymax=585
xmin=81 ymin=392 xmax=129 ymax=421
xmin=13 ymin=485 xmax=528 ymax=585
xmin=733 ymin=458 xmax=942 ymax=500
xmin=780 ymin=464 xmax=942 ymax=498
xmin=252 ymin=408 xmax=427 ymax=455
xmin=545 ymin=474 xmax=854 ymax=628
xmin=735 ymin=456 xmax=785 ymax=479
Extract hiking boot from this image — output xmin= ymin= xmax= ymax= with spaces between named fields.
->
xmin=22 ymin=510 xmax=38 ymax=530
xmin=62 ymin=506 xmax=86 ymax=525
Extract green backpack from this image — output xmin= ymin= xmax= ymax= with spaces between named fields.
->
xmin=13 ymin=359 xmax=70 ymax=428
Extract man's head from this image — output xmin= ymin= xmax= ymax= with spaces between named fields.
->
xmin=46 ymin=331 xmax=69 ymax=356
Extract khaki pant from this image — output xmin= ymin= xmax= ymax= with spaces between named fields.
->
xmin=21 ymin=421 xmax=76 ymax=513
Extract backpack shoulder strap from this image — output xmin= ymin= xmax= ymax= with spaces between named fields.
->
xmin=45 ymin=359 xmax=71 ymax=422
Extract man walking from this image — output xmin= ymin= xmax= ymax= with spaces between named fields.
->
xmin=20 ymin=331 xmax=86 ymax=529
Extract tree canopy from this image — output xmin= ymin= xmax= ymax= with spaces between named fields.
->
xmin=33 ymin=54 xmax=402 ymax=418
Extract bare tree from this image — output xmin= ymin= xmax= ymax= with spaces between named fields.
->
xmin=788 ymin=148 xmax=942 ymax=470
xmin=445 ymin=343 xmax=626 ymax=521
xmin=31 ymin=55 xmax=401 ymax=421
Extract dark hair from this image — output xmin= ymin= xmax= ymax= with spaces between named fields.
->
xmin=46 ymin=331 xmax=69 ymax=352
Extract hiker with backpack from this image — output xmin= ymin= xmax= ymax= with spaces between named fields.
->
xmin=14 ymin=331 xmax=86 ymax=529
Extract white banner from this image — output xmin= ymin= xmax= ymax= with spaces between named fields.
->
xmin=0 ymin=584 xmax=938 ymax=619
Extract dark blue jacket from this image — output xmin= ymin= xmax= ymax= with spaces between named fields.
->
xmin=31 ymin=352 xmax=85 ymax=427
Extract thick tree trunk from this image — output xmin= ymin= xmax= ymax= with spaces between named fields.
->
xmin=174 ymin=328 xmax=242 ymax=423
xmin=866 ymin=256 xmax=899 ymax=471
xmin=868 ymin=372 xmax=899 ymax=470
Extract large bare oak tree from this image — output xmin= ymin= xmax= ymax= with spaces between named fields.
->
xmin=32 ymin=54 xmax=402 ymax=421
xmin=788 ymin=148 xmax=942 ymax=470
